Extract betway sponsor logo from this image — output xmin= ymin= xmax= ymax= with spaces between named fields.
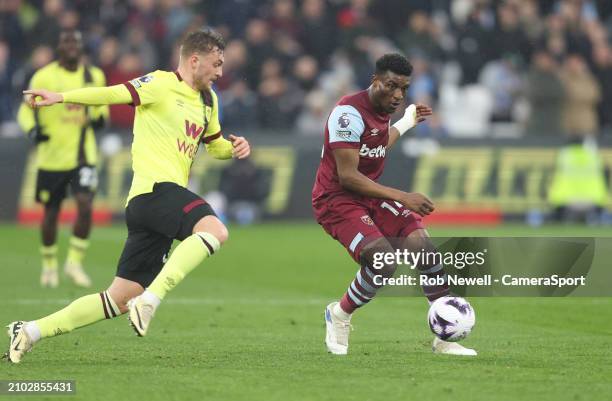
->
xmin=176 ymin=119 xmax=204 ymax=160
xmin=176 ymin=139 xmax=199 ymax=159
xmin=185 ymin=120 xmax=204 ymax=140
xmin=359 ymin=143 xmax=386 ymax=158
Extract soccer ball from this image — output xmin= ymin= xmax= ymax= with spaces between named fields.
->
xmin=427 ymin=296 xmax=475 ymax=342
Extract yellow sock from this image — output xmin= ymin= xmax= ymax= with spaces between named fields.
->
xmin=41 ymin=245 xmax=58 ymax=271
xmin=66 ymin=236 xmax=89 ymax=266
xmin=148 ymin=232 xmax=220 ymax=300
xmin=34 ymin=291 xmax=121 ymax=339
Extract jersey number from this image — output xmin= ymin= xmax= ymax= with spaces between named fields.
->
xmin=79 ymin=166 xmax=98 ymax=189
xmin=380 ymin=201 xmax=404 ymax=216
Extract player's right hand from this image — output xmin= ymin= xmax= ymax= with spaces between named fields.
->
xmin=23 ymin=89 xmax=63 ymax=107
xmin=27 ymin=127 xmax=50 ymax=144
xmin=399 ymin=192 xmax=435 ymax=216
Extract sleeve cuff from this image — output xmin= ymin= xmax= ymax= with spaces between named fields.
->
xmin=202 ymin=132 xmax=222 ymax=144
xmin=123 ymin=82 xmax=141 ymax=106
xmin=329 ymin=142 xmax=361 ymax=150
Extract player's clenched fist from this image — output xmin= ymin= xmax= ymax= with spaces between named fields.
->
xmin=23 ymin=89 xmax=64 ymax=108
xmin=399 ymin=192 xmax=435 ymax=216
xmin=229 ymin=134 xmax=250 ymax=159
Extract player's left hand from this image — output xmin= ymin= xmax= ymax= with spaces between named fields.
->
xmin=414 ymin=103 xmax=433 ymax=123
xmin=229 ymin=134 xmax=250 ymax=159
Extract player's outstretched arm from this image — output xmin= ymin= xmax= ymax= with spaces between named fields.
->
xmin=333 ymin=148 xmax=434 ymax=216
xmin=23 ymin=84 xmax=133 ymax=108
xmin=387 ymin=103 xmax=433 ymax=149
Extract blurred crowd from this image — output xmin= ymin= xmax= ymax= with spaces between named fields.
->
xmin=1 ymin=0 xmax=612 ymax=139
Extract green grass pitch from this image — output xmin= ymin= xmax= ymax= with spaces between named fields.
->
xmin=0 ymin=223 xmax=611 ymax=401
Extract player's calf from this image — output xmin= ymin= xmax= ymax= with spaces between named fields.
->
xmin=128 ymin=218 xmax=226 ymax=337
xmin=4 ymin=289 xmax=126 ymax=363
xmin=401 ymin=232 xmax=450 ymax=303
xmin=337 ymin=238 xmax=397 ymax=316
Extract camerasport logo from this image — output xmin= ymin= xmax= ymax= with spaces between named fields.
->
xmin=359 ymin=144 xmax=386 ymax=158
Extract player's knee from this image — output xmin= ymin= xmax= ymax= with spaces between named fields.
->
xmin=193 ymin=216 xmax=229 ymax=245
xmin=44 ymin=204 xmax=60 ymax=219
xmin=401 ymin=231 xmax=437 ymax=270
xmin=360 ymin=238 xmax=397 ymax=279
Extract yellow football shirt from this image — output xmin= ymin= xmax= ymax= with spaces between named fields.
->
xmin=60 ymin=69 xmax=234 ymax=203
xmin=122 ymin=70 xmax=225 ymax=201
xmin=17 ymin=61 xmax=108 ymax=171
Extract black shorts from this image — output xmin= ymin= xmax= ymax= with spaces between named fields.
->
xmin=36 ymin=165 xmax=97 ymax=206
xmin=115 ymin=182 xmax=216 ymax=288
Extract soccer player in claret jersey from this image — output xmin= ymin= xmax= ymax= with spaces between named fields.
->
xmin=5 ymin=30 xmax=250 ymax=363
xmin=312 ymin=54 xmax=477 ymax=356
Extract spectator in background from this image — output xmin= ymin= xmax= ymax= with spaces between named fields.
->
xmin=558 ymin=0 xmax=593 ymax=58
xmin=2 ymin=0 xmax=612 ymax=137
xmin=524 ymin=51 xmax=564 ymax=136
xmin=120 ymin=26 xmax=158 ymax=72
xmin=211 ymin=0 xmax=259 ymax=38
xmin=106 ymin=53 xmax=144 ymax=129
xmin=126 ymin=0 xmax=166 ymax=44
xmin=13 ymin=45 xmax=54 ymax=93
xmin=97 ymin=37 xmax=120 ymax=75
xmin=267 ymin=0 xmax=300 ymax=39
xmin=0 ymin=0 xmax=26 ymax=61
xmin=160 ymin=0 xmax=193 ymax=49
xmin=479 ymin=54 xmax=523 ymax=122
xmin=299 ymin=0 xmax=337 ymax=68
xmin=559 ymin=54 xmax=601 ymax=138
xmin=397 ymin=11 xmax=442 ymax=61
xmin=518 ymin=0 xmax=546 ymax=42
xmin=220 ymin=80 xmax=259 ymax=132
xmin=494 ymin=2 xmax=532 ymax=64
xmin=338 ymin=0 xmax=384 ymax=87
xmin=0 ymin=41 xmax=14 ymax=123
xmin=293 ymin=55 xmax=319 ymax=92
xmin=546 ymin=31 xmax=568 ymax=63
xmin=59 ymin=7 xmax=80 ymax=30
xmin=256 ymin=57 xmax=301 ymax=130
xmin=592 ymin=44 xmax=612 ymax=131
xmin=215 ymin=39 xmax=248 ymax=91
xmin=296 ymin=89 xmax=328 ymax=136
xmin=244 ymin=18 xmax=276 ymax=88
xmin=456 ymin=6 xmax=495 ymax=84
xmin=28 ymin=0 xmax=63 ymax=49
xmin=219 ymin=158 xmax=269 ymax=225
xmin=407 ymin=56 xmax=436 ymax=105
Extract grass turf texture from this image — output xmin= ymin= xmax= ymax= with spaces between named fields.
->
xmin=0 ymin=223 xmax=611 ymax=401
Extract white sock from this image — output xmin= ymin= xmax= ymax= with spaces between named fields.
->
xmin=333 ymin=303 xmax=352 ymax=321
xmin=24 ymin=321 xmax=41 ymax=343
xmin=141 ymin=289 xmax=161 ymax=309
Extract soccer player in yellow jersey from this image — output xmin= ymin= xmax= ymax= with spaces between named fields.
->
xmin=17 ymin=30 xmax=109 ymax=288
xmin=5 ymin=29 xmax=251 ymax=363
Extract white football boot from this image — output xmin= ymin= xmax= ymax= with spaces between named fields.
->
xmin=432 ymin=337 xmax=477 ymax=356
xmin=324 ymin=302 xmax=352 ymax=355
xmin=64 ymin=262 xmax=92 ymax=288
xmin=4 ymin=321 xmax=34 ymax=364
xmin=127 ymin=296 xmax=156 ymax=337
xmin=40 ymin=268 xmax=59 ymax=288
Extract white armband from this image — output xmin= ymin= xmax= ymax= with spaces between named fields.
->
xmin=392 ymin=104 xmax=417 ymax=136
